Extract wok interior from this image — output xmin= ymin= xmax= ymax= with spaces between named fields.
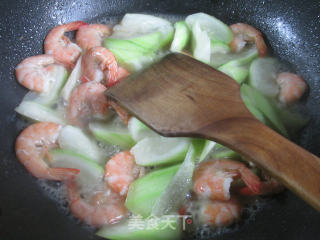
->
xmin=0 ymin=0 xmax=319 ymax=239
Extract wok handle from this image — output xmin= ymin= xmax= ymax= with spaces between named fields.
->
xmin=201 ymin=117 xmax=320 ymax=211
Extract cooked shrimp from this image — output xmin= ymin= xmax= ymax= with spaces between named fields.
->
xmin=76 ymin=24 xmax=111 ymax=51
xmin=198 ymin=199 xmax=242 ymax=227
xmin=109 ymin=100 xmax=131 ymax=125
xmin=108 ymin=66 xmax=130 ymax=87
xmin=193 ymin=159 xmax=261 ymax=201
xmin=66 ymin=82 xmax=109 ymax=126
xmin=240 ymin=171 xmax=284 ymax=196
xmin=15 ymin=54 xmax=56 ymax=93
xmin=229 ymin=23 xmax=267 ymax=57
xmin=44 ymin=21 xmax=87 ymax=68
xmin=105 ymin=151 xmax=143 ymax=196
xmin=15 ymin=122 xmax=79 ymax=180
xmin=276 ymin=72 xmax=308 ymax=104
xmin=66 ymin=180 xmax=127 ymax=226
xmin=81 ymin=46 xmax=118 ymax=86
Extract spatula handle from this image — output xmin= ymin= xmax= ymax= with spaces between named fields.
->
xmin=201 ymin=117 xmax=320 ymax=211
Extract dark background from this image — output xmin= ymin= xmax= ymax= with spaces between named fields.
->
xmin=0 ymin=0 xmax=319 ymax=239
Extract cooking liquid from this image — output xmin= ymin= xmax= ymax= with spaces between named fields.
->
xmin=17 ymin=12 xmax=291 ymax=239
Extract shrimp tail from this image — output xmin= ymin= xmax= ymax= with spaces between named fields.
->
xmin=49 ymin=168 xmax=80 ymax=181
xmin=66 ymin=21 xmax=88 ymax=31
xmin=239 ymin=168 xmax=262 ymax=194
xmin=107 ymin=67 xmax=130 ymax=87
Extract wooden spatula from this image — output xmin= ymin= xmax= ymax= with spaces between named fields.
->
xmin=105 ymin=53 xmax=320 ymax=211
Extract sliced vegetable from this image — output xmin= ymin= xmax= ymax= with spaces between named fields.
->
xmin=218 ymin=62 xmax=249 ymax=84
xmin=23 ymin=65 xmax=68 ymax=106
xmin=97 ymin=215 xmax=181 ymax=240
xmin=189 ymin=21 xmax=211 ymax=63
xmin=125 ymin=164 xmax=180 ymax=217
xmin=210 ymin=40 xmax=230 ymax=54
xmin=104 ymin=38 xmax=158 ymax=71
xmin=50 ymin=149 xmax=104 ymax=188
xmin=89 ymin=120 xmax=135 ymax=149
xmin=152 ymin=144 xmax=196 ymax=216
xmin=211 ymin=143 xmax=241 ymax=160
xmin=131 ymin=136 xmax=191 ymax=166
xmin=170 ymin=21 xmax=191 ymax=52
xmin=128 ymin=117 xmax=157 ymax=142
xmin=58 ymin=125 xmax=103 ymax=164
xmin=210 ymin=46 xmax=258 ymax=68
xmin=240 ymin=84 xmax=289 ymax=137
xmin=15 ymin=100 xmax=65 ymax=125
xmin=61 ymin=56 xmax=82 ymax=101
xmin=185 ymin=13 xmax=233 ymax=44
xmin=199 ymin=140 xmax=216 ymax=162
xmin=111 ymin=14 xmax=174 ymax=51
xmin=249 ymin=57 xmax=280 ymax=97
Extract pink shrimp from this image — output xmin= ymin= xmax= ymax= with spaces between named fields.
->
xmin=109 ymin=100 xmax=131 ymax=125
xmin=76 ymin=24 xmax=111 ymax=51
xmin=15 ymin=122 xmax=79 ymax=181
xmin=240 ymin=171 xmax=284 ymax=196
xmin=66 ymin=181 xmax=127 ymax=226
xmin=15 ymin=54 xmax=56 ymax=93
xmin=108 ymin=66 xmax=130 ymax=87
xmin=105 ymin=151 xmax=143 ymax=196
xmin=229 ymin=23 xmax=267 ymax=57
xmin=193 ymin=159 xmax=261 ymax=201
xmin=276 ymin=72 xmax=308 ymax=104
xmin=66 ymin=82 xmax=109 ymax=127
xmin=44 ymin=21 xmax=87 ymax=68
xmin=81 ymin=46 xmax=118 ymax=86
xmin=197 ymin=199 xmax=242 ymax=227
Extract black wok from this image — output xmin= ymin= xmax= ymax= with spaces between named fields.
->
xmin=0 ymin=0 xmax=319 ymax=239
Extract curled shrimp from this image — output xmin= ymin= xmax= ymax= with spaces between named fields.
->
xmin=66 ymin=180 xmax=127 ymax=226
xmin=66 ymin=82 xmax=109 ymax=127
xmin=81 ymin=46 xmax=118 ymax=85
xmin=240 ymin=171 xmax=284 ymax=196
xmin=199 ymin=199 xmax=242 ymax=226
xmin=76 ymin=24 xmax=111 ymax=51
xmin=276 ymin=72 xmax=308 ymax=104
xmin=193 ymin=159 xmax=261 ymax=201
xmin=229 ymin=23 xmax=267 ymax=57
xmin=186 ymin=198 xmax=242 ymax=227
xmin=15 ymin=122 xmax=79 ymax=180
xmin=109 ymin=100 xmax=131 ymax=125
xmin=15 ymin=54 xmax=56 ymax=93
xmin=44 ymin=21 xmax=87 ymax=68
xmin=105 ymin=151 xmax=144 ymax=196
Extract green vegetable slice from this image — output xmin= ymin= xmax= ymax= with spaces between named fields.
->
xmin=89 ymin=120 xmax=135 ymax=150
xmin=190 ymin=21 xmax=211 ymax=63
xmin=50 ymin=149 xmax=104 ymax=189
xmin=58 ymin=125 xmax=104 ymax=164
xmin=111 ymin=14 xmax=174 ymax=51
xmin=170 ymin=21 xmax=191 ymax=52
xmin=185 ymin=13 xmax=233 ymax=44
xmin=15 ymin=100 xmax=65 ymax=125
xmin=211 ymin=143 xmax=241 ymax=160
xmin=241 ymin=84 xmax=289 ymax=137
xmin=61 ymin=56 xmax=82 ymax=101
xmin=152 ymin=144 xmax=196 ymax=216
xmin=131 ymin=136 xmax=191 ymax=166
xmin=210 ymin=46 xmax=258 ymax=68
xmin=128 ymin=117 xmax=157 ymax=142
xmin=97 ymin=215 xmax=181 ymax=240
xmin=249 ymin=57 xmax=280 ymax=98
xmin=125 ymin=164 xmax=180 ymax=217
xmin=104 ymin=38 xmax=158 ymax=71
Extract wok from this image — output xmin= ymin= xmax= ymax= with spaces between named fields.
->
xmin=0 ymin=0 xmax=319 ymax=239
